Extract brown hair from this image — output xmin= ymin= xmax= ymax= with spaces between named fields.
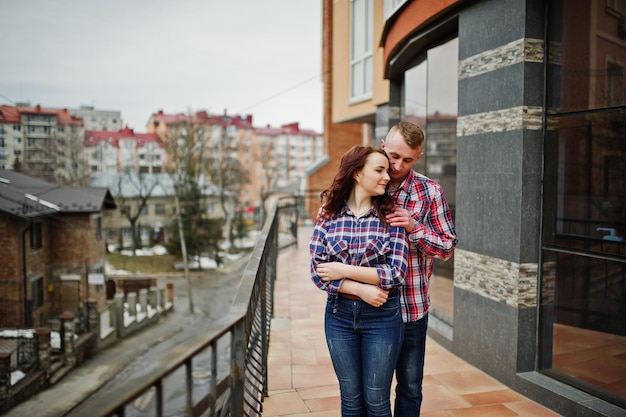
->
xmin=389 ymin=121 xmax=425 ymax=149
xmin=319 ymin=145 xmax=394 ymax=226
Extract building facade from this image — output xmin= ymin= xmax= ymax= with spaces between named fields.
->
xmin=0 ymin=104 xmax=86 ymax=185
xmin=149 ymin=110 xmax=322 ymax=213
xmin=84 ymin=127 xmax=166 ymax=175
xmin=0 ymin=170 xmax=116 ymax=328
xmin=68 ymin=105 xmax=123 ymax=132
xmin=309 ymin=0 xmax=626 ymax=415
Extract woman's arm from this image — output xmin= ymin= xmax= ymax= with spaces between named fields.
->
xmin=317 ymin=226 xmax=408 ymax=290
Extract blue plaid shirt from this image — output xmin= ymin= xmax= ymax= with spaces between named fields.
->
xmin=310 ymin=203 xmax=408 ymax=295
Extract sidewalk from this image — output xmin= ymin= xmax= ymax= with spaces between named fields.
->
xmin=262 ymin=227 xmax=563 ymax=417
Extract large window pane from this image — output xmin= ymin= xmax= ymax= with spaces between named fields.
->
xmin=547 ymin=0 xmax=626 ymax=113
xmin=541 ymin=251 xmax=626 ymax=405
xmin=403 ymin=36 xmax=458 ymax=318
xmin=543 ymin=111 xmax=626 ymax=257
xmin=542 ymin=0 xmax=626 ymax=408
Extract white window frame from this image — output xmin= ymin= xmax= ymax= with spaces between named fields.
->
xmin=350 ymin=0 xmax=373 ymax=103
xmin=384 ymin=0 xmax=408 ymax=19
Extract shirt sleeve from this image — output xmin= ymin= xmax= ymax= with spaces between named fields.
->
xmin=375 ymin=226 xmax=408 ymax=290
xmin=409 ymin=183 xmax=457 ymax=260
xmin=309 ymin=220 xmax=343 ymax=294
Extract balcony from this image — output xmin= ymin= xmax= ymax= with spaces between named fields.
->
xmin=7 ymin=197 xmax=561 ymax=417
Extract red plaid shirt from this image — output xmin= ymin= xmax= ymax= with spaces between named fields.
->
xmin=389 ymin=170 xmax=457 ymax=322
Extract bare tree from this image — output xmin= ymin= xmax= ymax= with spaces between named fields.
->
xmin=115 ymin=172 xmax=160 ymax=255
xmin=205 ymin=132 xmax=247 ymax=252
xmin=258 ymin=138 xmax=279 ymax=225
xmin=55 ymin=125 xmax=88 ymax=186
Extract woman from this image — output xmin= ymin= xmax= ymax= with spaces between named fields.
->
xmin=310 ymin=145 xmax=408 ymax=417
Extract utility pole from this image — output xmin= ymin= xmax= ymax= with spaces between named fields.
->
xmin=174 ymin=193 xmax=194 ymax=314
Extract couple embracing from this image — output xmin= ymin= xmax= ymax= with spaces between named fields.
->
xmin=310 ymin=121 xmax=457 ymax=417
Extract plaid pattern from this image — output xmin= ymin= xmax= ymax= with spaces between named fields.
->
xmin=310 ymin=204 xmax=408 ymax=294
xmin=390 ymin=170 xmax=457 ymax=323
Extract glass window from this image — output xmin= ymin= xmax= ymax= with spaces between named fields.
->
xmin=350 ymin=0 xmax=373 ymax=101
xmin=403 ymin=36 xmax=458 ymax=318
xmin=384 ymin=0 xmax=407 ymax=19
xmin=541 ymin=1 xmax=626 ymax=408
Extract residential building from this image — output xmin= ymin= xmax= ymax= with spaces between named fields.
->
xmin=0 ymin=169 xmax=116 ymax=328
xmin=148 ymin=110 xmax=322 ymax=215
xmin=253 ymin=122 xmax=324 ymax=198
xmin=0 ymin=104 xmax=86 ymax=185
xmin=68 ymin=105 xmax=122 ymax=132
xmin=85 ymin=127 xmax=166 ymax=175
xmin=311 ymin=1 xmax=626 ymax=416
xmin=90 ymin=173 xmax=230 ymax=249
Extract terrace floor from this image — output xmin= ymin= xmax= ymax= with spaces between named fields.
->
xmin=263 ymin=227 xmax=563 ymax=417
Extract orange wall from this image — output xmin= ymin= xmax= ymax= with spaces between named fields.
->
xmin=331 ymin=0 xmax=389 ymax=125
xmin=383 ymin=0 xmax=460 ymax=65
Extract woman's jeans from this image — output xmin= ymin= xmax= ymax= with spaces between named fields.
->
xmin=325 ymin=291 xmax=404 ymax=417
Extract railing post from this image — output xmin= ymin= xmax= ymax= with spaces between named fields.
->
xmin=231 ymin=321 xmax=245 ymax=416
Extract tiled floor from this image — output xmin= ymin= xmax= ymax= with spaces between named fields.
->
xmin=263 ymin=227 xmax=562 ymax=417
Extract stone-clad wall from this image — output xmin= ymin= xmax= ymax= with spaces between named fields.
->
xmin=451 ymin=0 xmax=545 ymax=390
xmin=454 ymin=249 xmax=538 ymax=309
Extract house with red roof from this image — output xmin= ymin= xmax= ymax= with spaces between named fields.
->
xmin=84 ymin=126 xmax=166 ymax=174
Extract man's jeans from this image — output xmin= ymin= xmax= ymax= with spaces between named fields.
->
xmin=325 ymin=292 xmax=404 ymax=417
xmin=394 ymin=314 xmax=429 ymax=417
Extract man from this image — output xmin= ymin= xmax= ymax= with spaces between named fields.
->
xmin=382 ymin=121 xmax=457 ymax=416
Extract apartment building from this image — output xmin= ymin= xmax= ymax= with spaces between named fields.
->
xmin=313 ymin=1 xmax=625 ymax=415
xmin=0 ymin=104 xmax=86 ymax=185
xmin=68 ymin=105 xmax=123 ymax=132
xmin=253 ymin=122 xmax=324 ymax=196
xmin=148 ymin=110 xmax=322 ymax=213
xmin=84 ymin=127 xmax=166 ymax=175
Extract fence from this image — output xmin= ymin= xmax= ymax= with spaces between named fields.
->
xmin=65 ymin=196 xmax=299 ymax=417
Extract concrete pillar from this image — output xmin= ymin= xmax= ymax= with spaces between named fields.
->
xmin=114 ymin=293 xmax=124 ymax=330
xmin=139 ymin=289 xmax=148 ymax=316
xmin=59 ymin=312 xmax=76 ymax=366
xmin=127 ymin=292 xmax=137 ymax=317
xmin=35 ymin=328 xmax=51 ymax=382
xmin=167 ymin=282 xmax=174 ymax=304
xmin=159 ymin=288 xmax=166 ymax=309
xmin=148 ymin=286 xmax=157 ymax=311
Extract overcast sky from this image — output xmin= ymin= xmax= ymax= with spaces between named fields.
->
xmin=0 ymin=0 xmax=323 ymax=133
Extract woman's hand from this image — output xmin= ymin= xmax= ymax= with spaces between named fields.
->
xmin=386 ymin=207 xmax=414 ymax=233
xmin=316 ymin=262 xmax=346 ymax=281
xmin=356 ymin=284 xmax=389 ymax=307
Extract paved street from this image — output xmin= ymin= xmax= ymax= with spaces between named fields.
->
xmin=4 ymin=257 xmax=249 ymax=417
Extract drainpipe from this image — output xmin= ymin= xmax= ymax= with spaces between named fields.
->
xmin=22 ymin=224 xmax=32 ymax=327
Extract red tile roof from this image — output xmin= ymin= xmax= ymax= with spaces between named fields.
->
xmin=0 ymin=105 xmax=83 ymax=125
xmin=84 ymin=127 xmax=164 ymax=148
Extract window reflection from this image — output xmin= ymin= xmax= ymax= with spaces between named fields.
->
xmin=403 ymin=37 xmax=458 ymax=318
xmin=542 ymin=0 xmax=626 ymax=408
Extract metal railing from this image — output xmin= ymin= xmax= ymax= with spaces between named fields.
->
xmin=65 ymin=196 xmax=300 ymax=417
